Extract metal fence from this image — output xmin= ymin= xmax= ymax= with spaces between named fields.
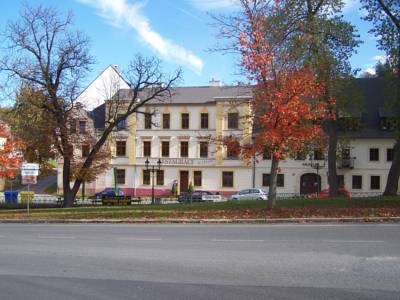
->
xmin=0 ymin=194 xmax=181 ymax=205
xmin=0 ymin=191 xmax=397 ymax=206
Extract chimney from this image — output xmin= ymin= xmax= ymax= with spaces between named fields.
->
xmin=209 ymin=78 xmax=222 ymax=87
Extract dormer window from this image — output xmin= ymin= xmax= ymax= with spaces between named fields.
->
xmin=379 ymin=108 xmax=396 ymax=131
xmin=380 ymin=118 xmax=396 ymax=131
xmin=338 ymin=111 xmax=362 ymax=131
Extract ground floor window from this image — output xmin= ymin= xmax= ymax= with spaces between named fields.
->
xmin=222 ymin=171 xmax=233 ymax=187
xmin=143 ymin=170 xmax=150 ymax=185
xmin=262 ymin=174 xmax=284 ymax=187
xmin=156 ymin=170 xmax=164 ymax=186
xmin=116 ymin=169 xmax=125 ymax=185
xmin=370 ymin=175 xmax=380 ymax=190
xmin=194 ymin=171 xmax=202 ymax=186
xmin=352 ymin=175 xmax=362 ymax=189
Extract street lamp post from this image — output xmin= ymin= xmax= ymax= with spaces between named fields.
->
xmin=145 ymin=158 xmax=162 ymax=205
xmin=252 ymin=136 xmax=256 ymax=188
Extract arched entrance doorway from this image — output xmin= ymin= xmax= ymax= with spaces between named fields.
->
xmin=300 ymin=173 xmax=321 ymax=195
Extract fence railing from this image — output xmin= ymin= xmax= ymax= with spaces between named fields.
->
xmin=0 ymin=191 xmax=398 ymax=206
xmin=0 ymin=194 xmax=181 ymax=205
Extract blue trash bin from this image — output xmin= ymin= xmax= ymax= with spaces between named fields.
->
xmin=5 ymin=191 xmax=18 ymax=203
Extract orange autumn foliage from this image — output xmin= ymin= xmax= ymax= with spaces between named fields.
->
xmin=0 ymin=123 xmax=24 ymax=179
xmin=238 ymin=10 xmax=334 ymax=160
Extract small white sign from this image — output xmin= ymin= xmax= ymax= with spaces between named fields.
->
xmin=21 ymin=163 xmax=40 ymax=176
xmin=202 ymin=195 xmax=222 ymax=202
xmin=22 ymin=175 xmax=37 ymax=185
xmin=21 ymin=169 xmax=39 ymax=176
xmin=21 ymin=163 xmax=40 ymax=170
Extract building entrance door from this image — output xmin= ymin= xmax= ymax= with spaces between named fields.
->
xmin=300 ymin=173 xmax=321 ymax=195
xmin=180 ymin=171 xmax=189 ymax=194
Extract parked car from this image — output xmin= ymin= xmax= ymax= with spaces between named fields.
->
xmin=229 ymin=188 xmax=268 ymax=201
xmin=178 ymin=190 xmax=221 ymax=203
xmin=94 ymin=188 xmax=124 ymax=198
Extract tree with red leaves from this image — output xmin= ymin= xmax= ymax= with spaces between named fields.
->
xmin=237 ymin=0 xmax=333 ymax=208
xmin=0 ymin=123 xmax=24 ymax=180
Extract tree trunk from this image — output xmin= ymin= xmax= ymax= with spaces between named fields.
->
xmin=61 ymin=124 xmax=114 ymax=207
xmin=384 ymin=37 xmax=400 ymax=196
xmin=384 ymin=139 xmax=400 ymax=195
xmin=324 ymin=119 xmax=338 ymax=197
xmin=62 ymin=157 xmax=74 ymax=207
xmin=267 ymin=156 xmax=280 ymax=209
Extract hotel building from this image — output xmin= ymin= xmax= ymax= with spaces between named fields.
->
xmin=57 ymin=67 xmax=398 ymax=197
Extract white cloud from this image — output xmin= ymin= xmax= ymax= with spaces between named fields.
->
xmin=189 ymin=0 xmax=239 ymax=11
xmin=77 ymin=0 xmax=204 ymax=74
xmin=364 ymin=67 xmax=376 ymax=75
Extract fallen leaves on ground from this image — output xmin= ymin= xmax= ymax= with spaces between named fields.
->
xmin=1 ymin=207 xmax=400 ymax=220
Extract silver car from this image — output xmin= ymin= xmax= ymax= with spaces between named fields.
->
xmin=229 ymin=188 xmax=268 ymax=201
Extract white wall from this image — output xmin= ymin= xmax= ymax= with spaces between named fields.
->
xmin=77 ymin=66 xmax=130 ymax=110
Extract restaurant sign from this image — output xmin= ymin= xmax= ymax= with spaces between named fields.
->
xmin=160 ymin=158 xmax=215 ymax=166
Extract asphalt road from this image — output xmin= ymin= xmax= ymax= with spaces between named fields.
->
xmin=0 ymin=223 xmax=399 ymax=299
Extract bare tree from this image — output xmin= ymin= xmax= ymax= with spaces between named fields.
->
xmin=1 ymin=4 xmax=181 ymax=206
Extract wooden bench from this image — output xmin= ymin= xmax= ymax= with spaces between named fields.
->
xmin=102 ymin=196 xmax=132 ymax=206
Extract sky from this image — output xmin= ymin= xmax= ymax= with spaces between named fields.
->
xmin=0 ymin=0 xmax=387 ymax=88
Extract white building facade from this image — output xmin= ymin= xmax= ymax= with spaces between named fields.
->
xmin=58 ymin=76 xmax=399 ymax=197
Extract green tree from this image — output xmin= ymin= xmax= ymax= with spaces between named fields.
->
xmin=361 ymin=0 xmax=400 ymax=195
xmin=277 ymin=0 xmax=362 ymax=196
xmin=213 ymin=0 xmax=360 ymax=199
xmin=7 ymin=86 xmax=56 ymax=176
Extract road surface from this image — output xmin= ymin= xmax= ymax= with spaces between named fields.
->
xmin=0 ymin=223 xmax=399 ymax=299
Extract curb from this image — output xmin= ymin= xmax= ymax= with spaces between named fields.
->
xmin=0 ymin=217 xmax=400 ymax=224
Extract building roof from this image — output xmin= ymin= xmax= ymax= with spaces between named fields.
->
xmin=112 ymin=86 xmax=252 ymax=104
xmin=76 ymin=65 xmax=131 ymax=111
xmin=88 ymin=103 xmax=105 ymax=130
xmin=339 ymin=78 xmax=394 ymax=139
xmin=88 ymin=79 xmax=396 ymax=139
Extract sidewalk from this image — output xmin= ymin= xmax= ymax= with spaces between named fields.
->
xmin=1 ymin=216 xmax=400 ymax=224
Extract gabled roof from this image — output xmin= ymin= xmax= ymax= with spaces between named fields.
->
xmin=76 ymin=65 xmax=131 ymax=111
xmin=77 ymin=65 xmax=129 ymax=100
